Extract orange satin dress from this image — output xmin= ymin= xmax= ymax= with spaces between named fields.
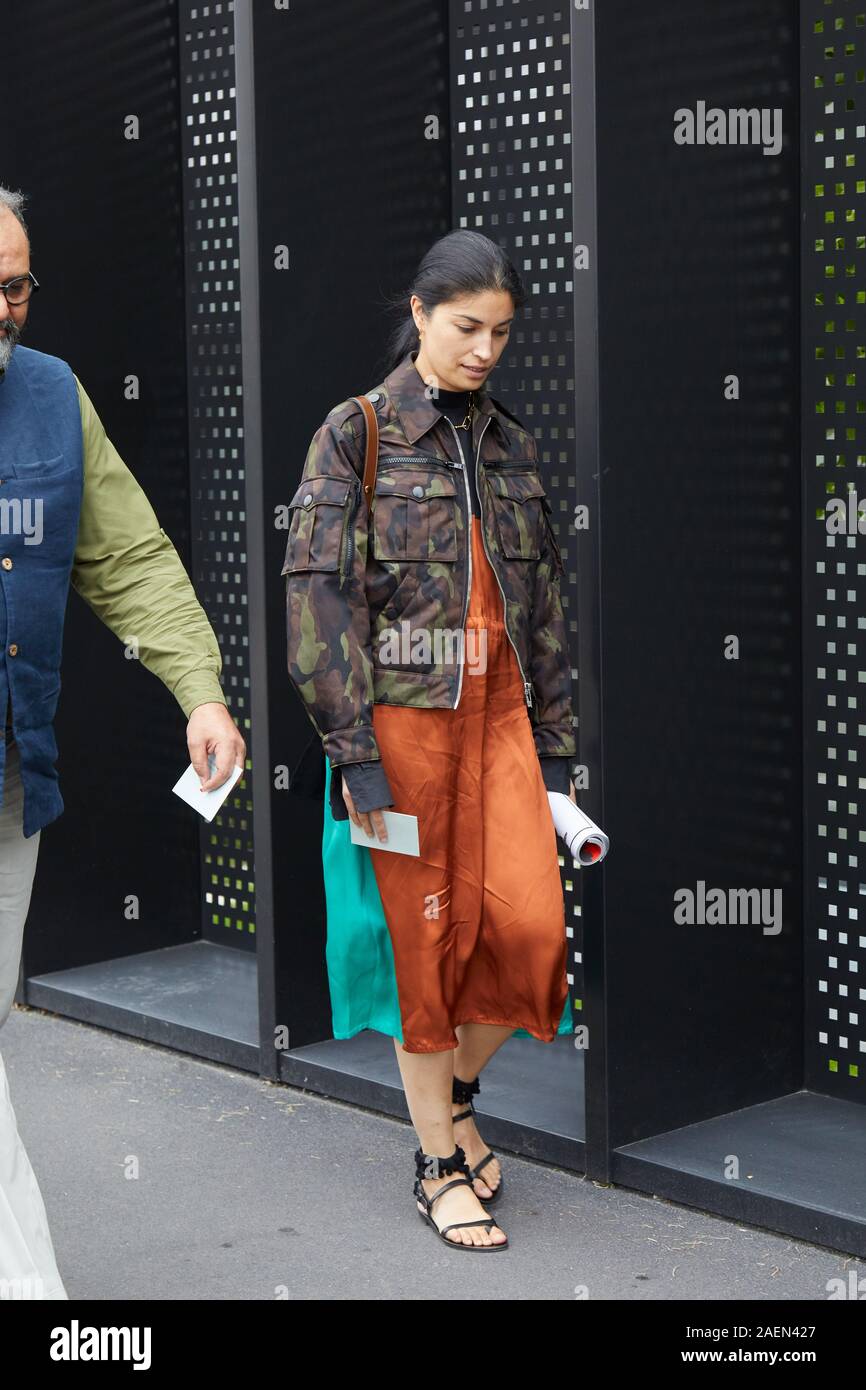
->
xmin=367 ymin=513 xmax=570 ymax=1054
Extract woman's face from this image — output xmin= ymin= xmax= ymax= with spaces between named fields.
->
xmin=411 ymin=289 xmax=514 ymax=394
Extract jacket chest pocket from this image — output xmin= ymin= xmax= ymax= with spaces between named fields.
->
xmin=281 ymin=475 xmax=354 ymax=575
xmin=486 ymin=469 xmax=545 ymax=560
xmin=371 ymin=473 xmax=459 ymax=562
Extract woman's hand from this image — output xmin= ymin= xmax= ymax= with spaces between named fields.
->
xmin=342 ymin=779 xmax=390 ymax=843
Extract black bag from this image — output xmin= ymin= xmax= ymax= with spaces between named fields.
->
xmin=288 ymin=726 xmax=351 ymax=821
xmin=288 ymin=726 xmax=326 ymax=799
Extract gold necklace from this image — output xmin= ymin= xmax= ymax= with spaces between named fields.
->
xmin=454 ymin=391 xmax=477 ymax=431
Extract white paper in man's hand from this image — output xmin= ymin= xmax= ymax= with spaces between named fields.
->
xmin=172 ymin=753 xmax=243 ymax=821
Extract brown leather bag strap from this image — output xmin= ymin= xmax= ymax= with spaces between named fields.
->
xmin=349 ymin=395 xmax=380 ymax=512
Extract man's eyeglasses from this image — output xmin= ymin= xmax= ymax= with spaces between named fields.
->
xmin=0 ymin=273 xmax=39 ymax=305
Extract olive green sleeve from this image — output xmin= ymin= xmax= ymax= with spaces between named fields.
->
xmin=69 ymin=375 xmax=227 ymax=720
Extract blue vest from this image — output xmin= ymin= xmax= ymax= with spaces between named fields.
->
xmin=0 ymin=346 xmax=84 ymax=838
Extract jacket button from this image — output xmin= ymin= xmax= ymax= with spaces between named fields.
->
xmin=8 ymin=644 xmax=17 ymax=656
xmin=1 ymin=558 xmax=10 ymax=570
xmin=412 ymin=485 xmax=424 ymax=498
xmin=367 ymin=392 xmax=381 ymax=404
xmin=303 ymin=492 xmax=313 ymax=506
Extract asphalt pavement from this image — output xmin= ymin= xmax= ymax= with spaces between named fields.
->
xmin=3 ymin=1005 xmax=862 ymax=1301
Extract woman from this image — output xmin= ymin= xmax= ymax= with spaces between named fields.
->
xmin=283 ymin=230 xmax=578 ymax=1251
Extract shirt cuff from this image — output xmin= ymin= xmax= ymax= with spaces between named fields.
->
xmin=540 ymin=756 xmax=572 ymax=796
xmin=173 ymin=672 xmax=228 ymax=721
xmin=339 ymin=759 xmax=396 ymax=812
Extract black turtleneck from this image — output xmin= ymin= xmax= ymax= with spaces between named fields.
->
xmin=435 ymin=387 xmax=481 ymax=517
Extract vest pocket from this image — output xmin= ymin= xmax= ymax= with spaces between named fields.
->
xmin=371 ymin=473 xmax=458 ymax=562
xmin=281 ymin=475 xmax=354 ymax=576
xmin=486 ymin=469 xmax=545 ymax=559
xmin=4 ymin=452 xmax=65 ymax=481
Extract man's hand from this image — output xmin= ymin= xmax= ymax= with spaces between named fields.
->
xmin=187 ymin=702 xmax=246 ymax=792
xmin=342 ymin=779 xmax=389 ymax=844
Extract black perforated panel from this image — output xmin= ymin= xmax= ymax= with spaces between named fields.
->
xmin=179 ymin=0 xmax=255 ymax=946
xmin=449 ymin=0 xmax=582 ymax=1012
xmin=803 ymin=0 xmax=866 ymax=1094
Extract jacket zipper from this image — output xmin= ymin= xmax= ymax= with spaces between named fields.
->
xmin=341 ymin=476 xmax=360 ymax=587
xmin=379 ymin=455 xmax=453 ymax=470
xmin=443 ymin=416 xmax=533 ymax=711
xmin=444 ymin=418 xmax=475 ymax=710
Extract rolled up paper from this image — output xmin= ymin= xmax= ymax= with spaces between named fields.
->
xmin=546 ymin=792 xmax=610 ymax=866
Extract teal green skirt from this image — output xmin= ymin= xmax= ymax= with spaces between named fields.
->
xmin=321 ymin=758 xmax=574 ymax=1044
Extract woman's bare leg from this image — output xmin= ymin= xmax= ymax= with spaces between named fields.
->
xmin=392 ymin=1038 xmax=507 ymax=1247
xmin=451 ymin=1023 xmax=514 ymax=1198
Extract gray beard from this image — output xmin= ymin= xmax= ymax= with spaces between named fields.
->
xmin=0 ymin=318 xmax=21 ymax=373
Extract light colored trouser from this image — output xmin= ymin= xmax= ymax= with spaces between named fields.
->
xmin=0 ymin=741 xmax=67 ymax=1300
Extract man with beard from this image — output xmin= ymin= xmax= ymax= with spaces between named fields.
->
xmin=0 ymin=186 xmax=245 ymax=1298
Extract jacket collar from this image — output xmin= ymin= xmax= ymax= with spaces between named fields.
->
xmin=384 ymin=349 xmax=499 ymax=446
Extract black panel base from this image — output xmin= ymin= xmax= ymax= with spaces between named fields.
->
xmin=25 ymin=941 xmax=259 ymax=1073
xmin=613 ymin=1091 xmax=866 ymax=1257
xmin=277 ymin=1032 xmax=585 ymax=1171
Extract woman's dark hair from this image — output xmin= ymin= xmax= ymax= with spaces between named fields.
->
xmin=379 ymin=230 xmax=527 ymax=377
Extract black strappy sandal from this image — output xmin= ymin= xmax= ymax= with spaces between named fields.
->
xmin=413 ymin=1143 xmax=509 ymax=1251
xmin=452 ymin=1074 xmax=503 ymax=1205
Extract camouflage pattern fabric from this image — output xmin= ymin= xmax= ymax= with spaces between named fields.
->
xmin=282 ymin=350 xmax=577 ymax=778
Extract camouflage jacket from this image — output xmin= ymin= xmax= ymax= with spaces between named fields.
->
xmin=282 ymin=349 xmax=577 ymax=814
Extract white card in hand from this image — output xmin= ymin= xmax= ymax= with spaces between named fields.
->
xmin=172 ymin=753 xmax=244 ymax=821
xmin=349 ymin=809 xmax=420 ymax=856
